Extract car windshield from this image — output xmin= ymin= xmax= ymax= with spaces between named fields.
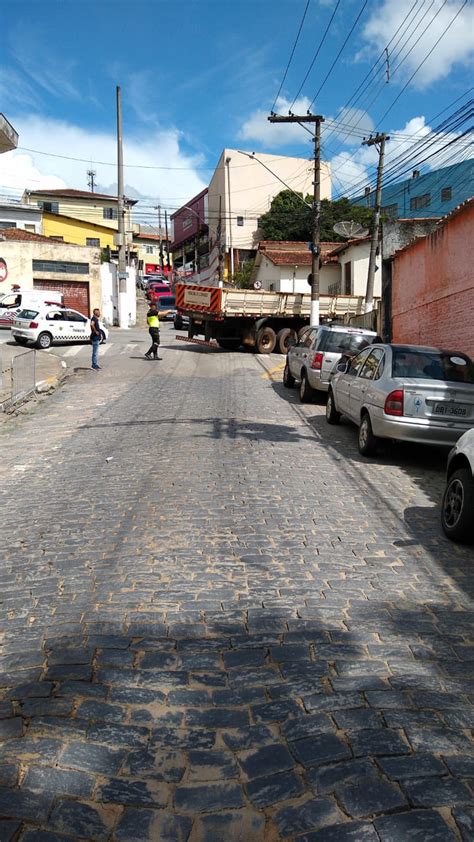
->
xmin=159 ymin=297 xmax=175 ymax=306
xmin=18 ymin=309 xmax=38 ymax=319
xmin=319 ymin=330 xmax=374 ymax=353
xmin=392 ymin=348 xmax=474 ymax=383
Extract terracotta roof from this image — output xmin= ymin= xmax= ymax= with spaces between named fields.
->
xmin=0 ymin=228 xmax=65 ymax=243
xmin=26 ymin=188 xmax=137 ymax=205
xmin=258 ymin=241 xmax=341 ymax=266
xmin=328 ymin=236 xmax=371 ymax=256
xmin=134 ymin=233 xmax=168 ymax=241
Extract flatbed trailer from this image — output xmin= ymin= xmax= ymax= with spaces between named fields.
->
xmin=175 ymin=283 xmax=373 ymax=354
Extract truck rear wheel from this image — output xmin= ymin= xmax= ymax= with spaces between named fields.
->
xmin=276 ymin=328 xmax=297 ymax=355
xmin=217 ymin=338 xmax=241 ymax=350
xmin=256 ymin=326 xmax=276 ymax=354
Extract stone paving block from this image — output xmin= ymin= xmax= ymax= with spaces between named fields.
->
xmin=49 ymin=799 xmax=115 ymax=840
xmin=336 ymin=779 xmax=408 ymax=817
xmin=0 ymin=718 xmax=23 ymax=740
xmin=97 ymin=777 xmax=169 ymax=806
xmin=403 ymin=776 xmax=473 ymax=807
xmin=289 ymin=734 xmax=352 ymax=768
xmin=0 ymin=787 xmax=52 ymax=823
xmin=306 ymin=759 xmax=379 ymax=794
xmin=405 ymin=726 xmax=474 ymax=754
xmin=115 ymin=808 xmax=192 ymax=842
xmin=221 ymin=724 xmax=276 ymax=751
xmin=59 ymin=741 xmax=126 ymax=775
xmin=332 ymin=708 xmax=382 ymax=730
xmin=22 ymin=764 xmax=95 ymax=798
xmin=0 ymin=820 xmax=22 ymax=842
xmin=453 ymin=807 xmax=474 ymax=841
xmin=21 ymin=830 xmax=80 ymax=841
xmin=185 ymin=707 xmax=250 ymax=729
xmin=377 ymin=753 xmax=447 ymax=780
xmin=150 ymin=727 xmax=216 ymax=750
xmin=281 ymin=713 xmax=335 ymax=741
xmin=303 ymin=692 xmax=364 ymax=713
xmin=187 ymin=749 xmax=238 ymax=781
xmin=88 ymin=722 xmax=149 ymax=747
xmin=246 ymin=769 xmax=305 ymax=807
xmin=188 ymin=810 xmax=265 ymax=841
xmin=443 ymin=755 xmax=474 ymax=778
xmin=237 ymin=743 xmax=295 ymax=780
xmin=76 ymin=699 xmax=126 ymax=723
xmin=294 ymin=820 xmax=379 ymax=841
xmin=274 ymin=795 xmax=342 ymax=836
xmin=252 ymin=700 xmax=303 ymax=723
xmin=348 ymin=728 xmax=410 ymax=757
xmin=375 ymin=809 xmax=457 ymax=841
xmin=174 ymin=781 xmax=245 ymax=812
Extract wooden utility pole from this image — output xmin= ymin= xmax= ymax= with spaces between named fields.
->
xmin=116 ymin=85 xmax=128 ymax=328
xmin=268 ymin=114 xmax=324 ymax=325
xmin=362 ymin=133 xmax=389 ymax=314
xmin=164 ymin=211 xmax=171 ymax=274
xmin=156 ymin=205 xmax=164 ymax=272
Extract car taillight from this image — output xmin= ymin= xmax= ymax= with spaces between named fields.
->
xmin=311 ymin=352 xmax=324 ymax=370
xmin=29 ymin=321 xmax=38 ymax=328
xmin=384 ymin=389 xmax=404 ymax=416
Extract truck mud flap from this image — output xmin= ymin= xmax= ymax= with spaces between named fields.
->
xmin=176 ymin=335 xmax=220 ymax=350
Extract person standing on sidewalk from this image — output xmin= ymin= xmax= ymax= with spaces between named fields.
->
xmin=145 ymin=302 xmax=171 ymax=360
xmin=90 ymin=308 xmax=102 ymax=370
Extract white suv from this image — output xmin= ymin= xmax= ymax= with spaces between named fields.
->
xmin=11 ymin=305 xmax=108 ymax=350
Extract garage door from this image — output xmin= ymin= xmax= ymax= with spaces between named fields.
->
xmin=33 ymin=280 xmax=90 ymax=316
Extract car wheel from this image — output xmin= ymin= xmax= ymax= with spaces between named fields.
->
xmin=14 ymin=337 xmax=28 ymax=346
xmin=283 ymin=360 xmax=295 ymax=388
xmin=100 ymin=330 xmax=107 ymax=344
xmin=358 ymin=412 xmax=378 ymax=456
xmin=37 ymin=332 xmax=52 ymax=350
xmin=256 ymin=326 xmax=277 ymax=354
xmin=276 ymin=327 xmax=297 ymax=355
xmin=441 ymin=468 xmax=474 ymax=543
xmin=299 ymin=371 xmax=314 ymax=403
xmin=326 ymin=390 xmax=341 ymax=424
xmin=174 ymin=316 xmax=183 ymax=330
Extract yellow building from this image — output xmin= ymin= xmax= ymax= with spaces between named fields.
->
xmin=42 ymin=211 xmax=115 ymax=249
xmin=23 ymin=188 xmax=136 ymax=233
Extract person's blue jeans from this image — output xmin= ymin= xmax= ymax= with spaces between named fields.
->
xmin=91 ymin=338 xmax=100 ymax=368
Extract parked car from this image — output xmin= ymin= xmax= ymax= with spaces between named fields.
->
xmin=284 ymin=324 xmax=378 ymax=402
xmin=146 ymin=282 xmax=172 ymax=302
xmin=11 ymin=305 xmax=108 ymax=349
xmin=156 ymin=295 xmax=176 ymax=320
xmin=441 ymin=428 xmax=474 ymax=543
xmin=326 ymin=343 xmax=474 ymax=456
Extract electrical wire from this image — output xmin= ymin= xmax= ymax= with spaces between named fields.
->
xmin=271 ymin=0 xmax=312 ymax=113
xmin=289 ymin=0 xmax=342 ymax=111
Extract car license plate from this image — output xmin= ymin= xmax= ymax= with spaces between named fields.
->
xmin=433 ymin=402 xmax=467 ymax=417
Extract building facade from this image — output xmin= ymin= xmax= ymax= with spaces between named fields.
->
xmin=354 ymin=158 xmax=474 ymax=220
xmin=391 ymin=198 xmax=474 ymax=357
xmin=23 ymin=188 xmax=136 ymax=234
xmin=0 ymin=202 xmax=42 ymax=233
xmin=42 ymin=212 xmax=115 ymax=249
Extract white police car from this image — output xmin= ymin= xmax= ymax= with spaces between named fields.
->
xmin=11 ymin=304 xmax=108 ymax=349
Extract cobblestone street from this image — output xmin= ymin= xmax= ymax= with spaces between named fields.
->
xmin=1 ymin=326 xmax=473 ymax=841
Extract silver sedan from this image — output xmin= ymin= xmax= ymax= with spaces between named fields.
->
xmin=326 ymin=344 xmax=474 ymax=456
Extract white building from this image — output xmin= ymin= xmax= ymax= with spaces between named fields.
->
xmin=0 ymin=202 xmax=42 ymax=234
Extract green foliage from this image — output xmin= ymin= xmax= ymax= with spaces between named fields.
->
xmin=258 ymin=191 xmax=374 ymax=243
xmin=233 ymin=258 xmax=255 ymax=289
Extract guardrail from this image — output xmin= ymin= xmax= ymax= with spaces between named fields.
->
xmin=0 ymin=349 xmax=36 ymax=410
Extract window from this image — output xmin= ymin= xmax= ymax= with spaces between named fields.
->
xmin=318 ymin=329 xmax=373 ymax=355
xmin=410 ymin=193 xmax=431 ymax=211
xmin=49 ymin=236 xmax=64 ymax=242
xmin=441 ymin=187 xmax=452 ymax=202
xmin=38 ymin=201 xmax=59 ymax=213
xmin=382 ymin=203 xmax=398 ymax=219
xmin=182 ymin=217 xmax=193 ymax=230
xmin=237 ymin=216 xmax=244 ymax=226
xmin=299 ymin=328 xmax=318 ymax=348
xmin=46 ymin=311 xmax=65 ymax=321
xmin=24 ymin=225 xmax=36 ymax=232
xmin=360 ymin=349 xmax=385 ymax=380
xmin=103 ymin=207 xmax=118 ymax=220
xmin=0 ymin=222 xmax=16 ymax=229
xmin=344 ymin=262 xmax=352 ymax=295
xmin=392 ymin=348 xmax=474 ymax=383
xmin=64 ymin=310 xmax=87 ymax=322
xmin=86 ymin=237 xmax=100 ymax=247
xmin=32 ymin=259 xmax=89 ymax=274
xmin=347 ymin=348 xmax=372 ymax=377
xmin=145 ymin=246 xmax=154 ymax=254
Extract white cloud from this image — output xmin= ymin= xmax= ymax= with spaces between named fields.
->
xmin=239 ymin=96 xmax=315 ymax=146
xmin=361 ymin=0 xmax=474 ymax=88
xmin=0 ymin=115 xmax=208 ymax=215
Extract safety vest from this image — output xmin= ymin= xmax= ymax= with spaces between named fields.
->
xmin=147 ymin=312 xmax=160 ymax=328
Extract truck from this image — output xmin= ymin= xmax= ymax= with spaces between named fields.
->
xmin=175 ymin=283 xmax=375 ymax=354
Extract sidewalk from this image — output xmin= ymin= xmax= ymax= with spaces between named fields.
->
xmin=0 ymin=341 xmax=66 ymax=411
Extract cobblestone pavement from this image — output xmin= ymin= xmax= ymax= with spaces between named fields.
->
xmin=1 ymin=326 xmax=473 ymax=841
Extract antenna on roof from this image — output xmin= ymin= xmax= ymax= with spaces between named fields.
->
xmin=333 ymin=220 xmax=369 ymax=239
xmin=87 ymin=169 xmax=96 ymax=193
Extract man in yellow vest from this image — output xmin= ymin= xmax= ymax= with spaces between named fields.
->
xmin=145 ymin=302 xmax=171 ymax=360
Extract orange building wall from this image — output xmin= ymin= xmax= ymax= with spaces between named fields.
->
xmin=391 ymin=203 xmax=474 ymax=358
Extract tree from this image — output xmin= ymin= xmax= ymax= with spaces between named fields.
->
xmin=258 ymin=190 xmax=374 ymax=243
xmin=233 ymin=259 xmax=255 ymax=289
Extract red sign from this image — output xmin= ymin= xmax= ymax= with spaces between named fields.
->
xmin=0 ymin=258 xmax=8 ymax=282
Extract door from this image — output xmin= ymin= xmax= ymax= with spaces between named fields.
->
xmin=44 ymin=309 xmax=68 ymax=341
xmin=34 ymin=280 xmax=90 ymax=315
xmin=350 ymin=348 xmax=385 ymax=418
xmin=63 ymin=309 xmax=89 ymax=341
xmin=289 ymin=328 xmax=318 ymax=377
xmin=336 ymin=348 xmax=372 ymax=417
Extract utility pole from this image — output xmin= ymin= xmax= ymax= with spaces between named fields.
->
xmin=362 ymin=132 xmax=389 ymax=314
xmin=156 ymin=205 xmax=164 ymax=273
xmin=87 ymin=169 xmax=96 ymax=192
xmin=217 ymin=195 xmax=223 ymax=287
xmin=164 ymin=210 xmax=171 ymax=276
xmin=225 ymin=157 xmax=234 ymax=280
xmin=116 ymin=85 xmax=128 ymax=329
xmin=268 ymin=113 xmax=324 ymax=325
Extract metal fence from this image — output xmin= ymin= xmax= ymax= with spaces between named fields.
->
xmin=1 ymin=350 xmax=36 ymax=410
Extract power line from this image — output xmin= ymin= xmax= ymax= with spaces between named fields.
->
xmin=289 ymin=0 xmax=342 ymax=111
xmin=271 ymin=0 xmax=311 ymax=113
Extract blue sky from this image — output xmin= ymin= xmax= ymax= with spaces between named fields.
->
xmin=0 ymin=0 xmax=472 ymax=224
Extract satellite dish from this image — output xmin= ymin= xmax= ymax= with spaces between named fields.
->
xmin=333 ymin=220 xmax=369 ymax=239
